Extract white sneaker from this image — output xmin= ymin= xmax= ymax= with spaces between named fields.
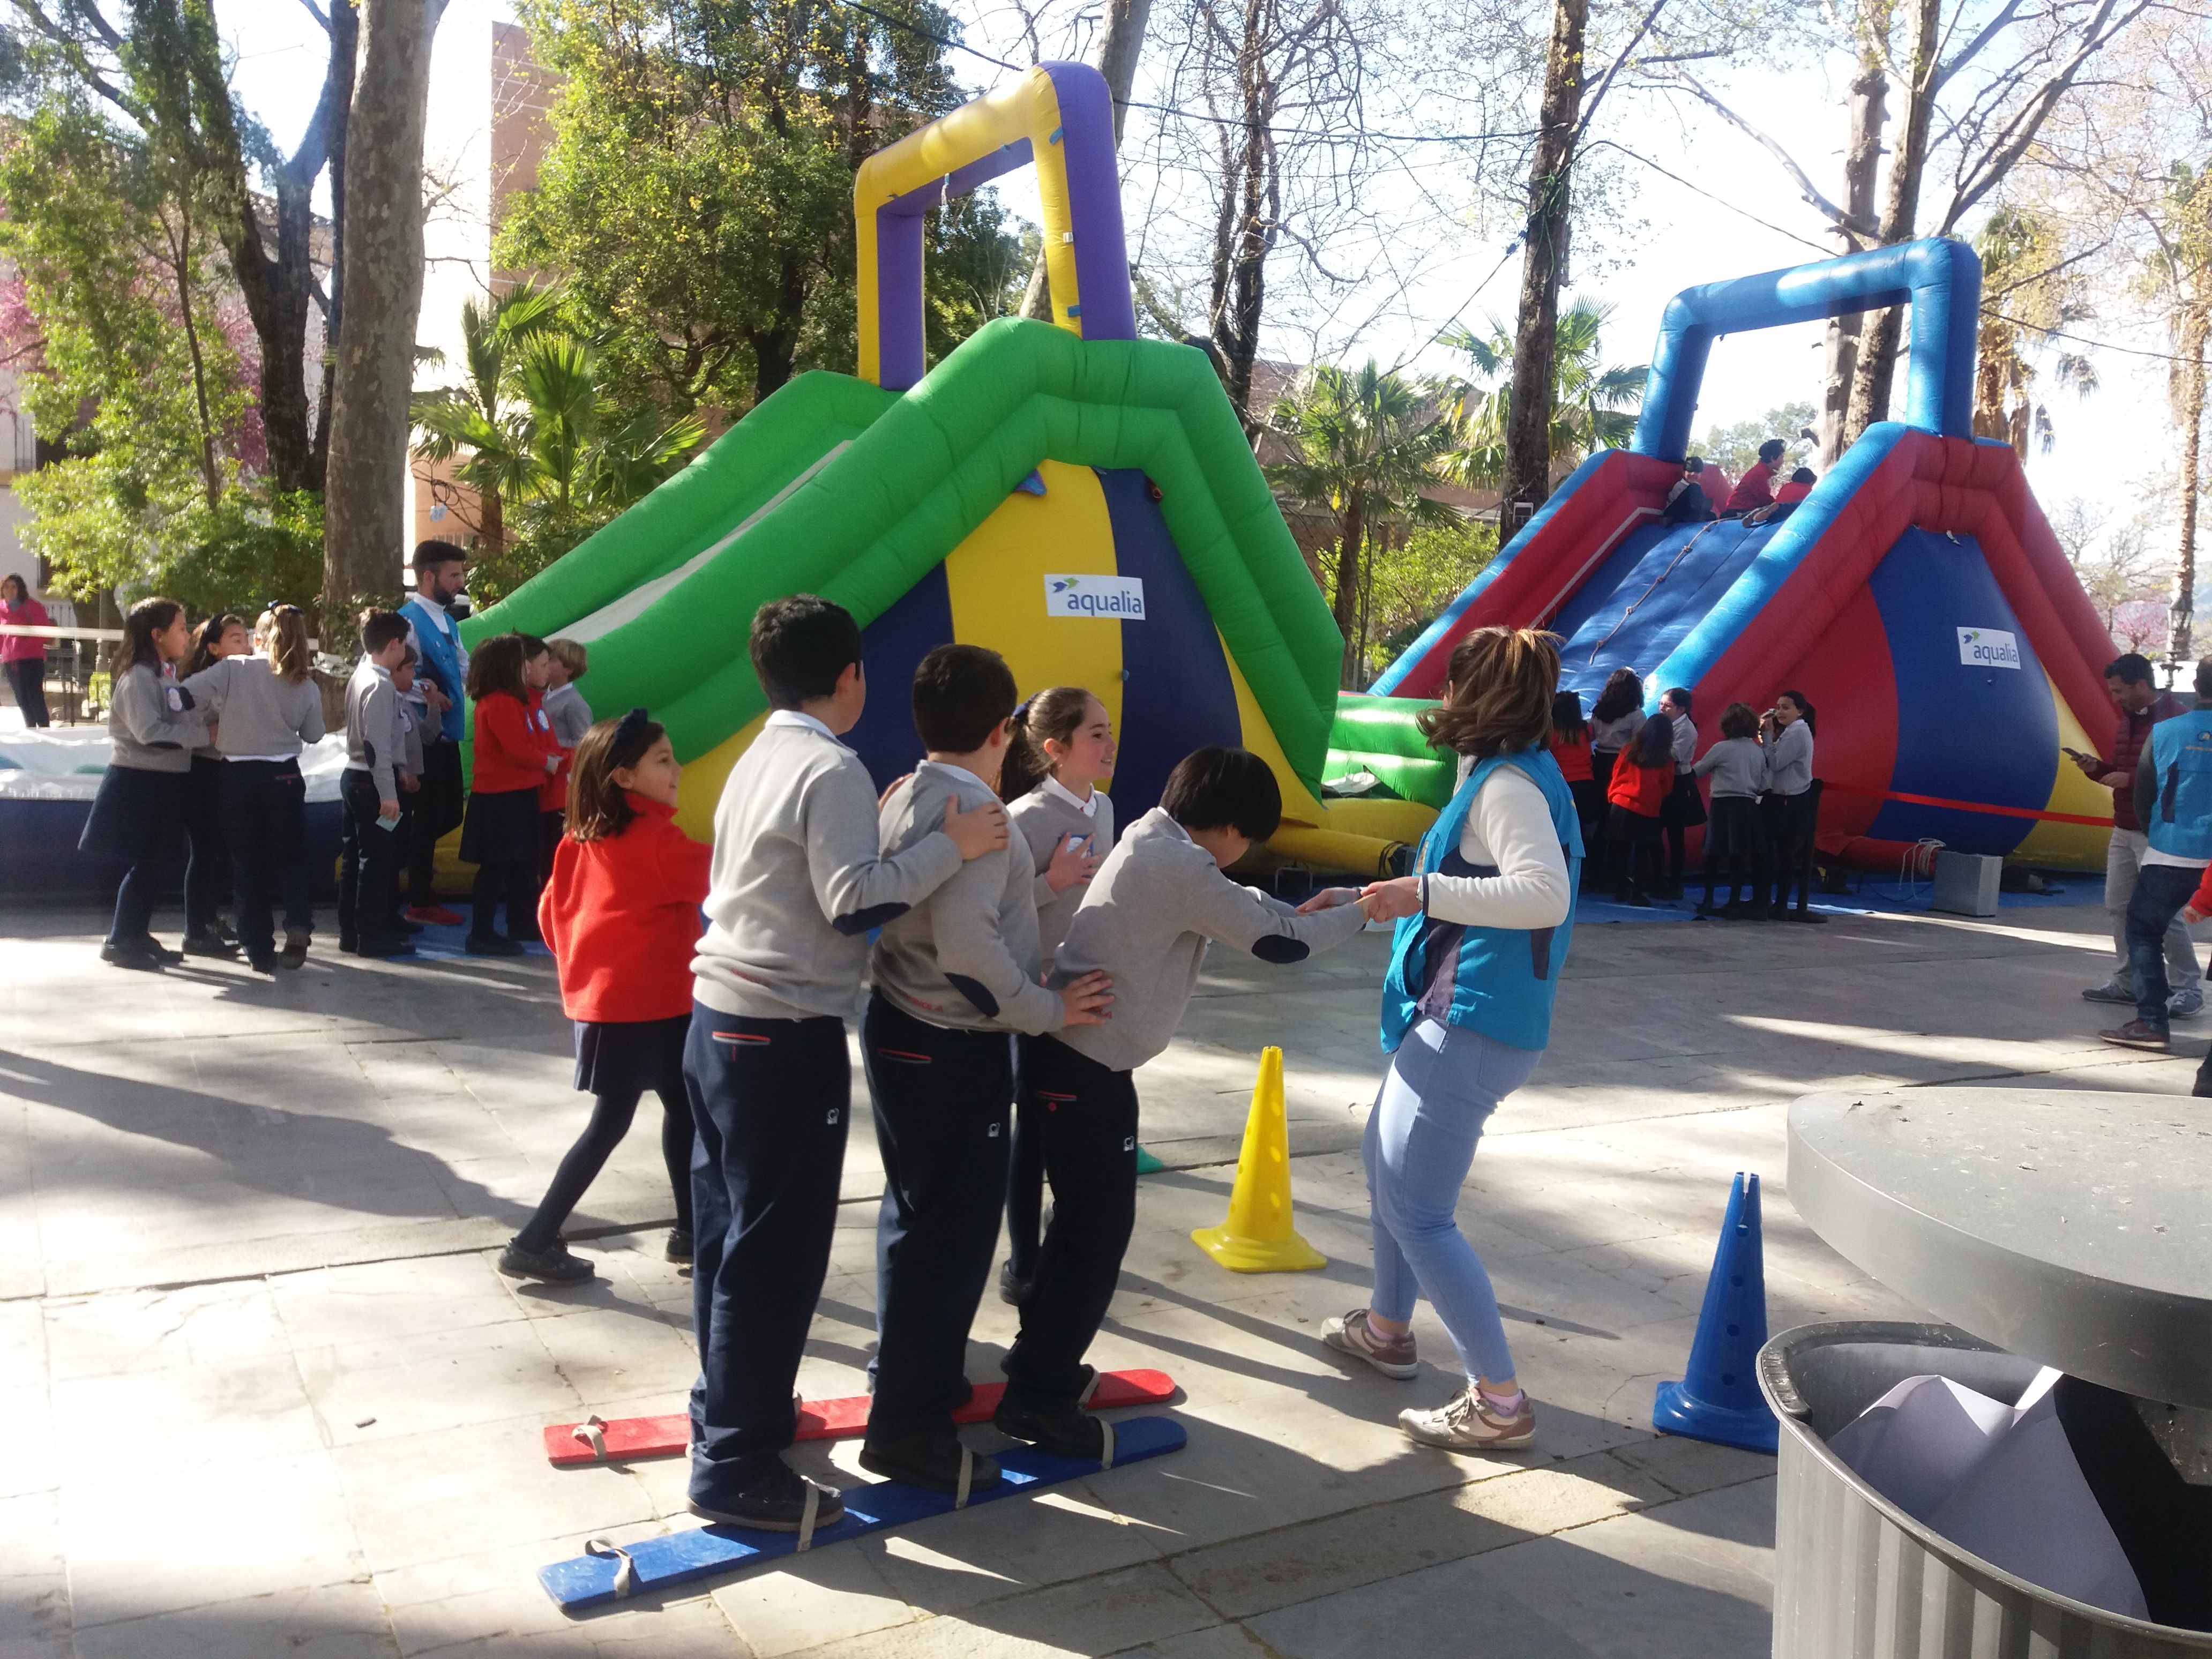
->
xmin=1399 ymin=1385 xmax=1537 ymax=1451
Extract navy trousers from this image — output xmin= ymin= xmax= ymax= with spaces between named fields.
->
xmin=684 ymin=1005 xmax=849 ymax=1500
xmin=862 ymin=993 xmax=1012 ymax=1445
xmin=221 ymin=758 xmax=309 ymax=962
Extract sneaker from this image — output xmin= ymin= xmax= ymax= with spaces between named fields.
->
xmin=497 ymin=1240 xmax=595 ymax=1283
xmin=1321 ymin=1308 xmax=1418 ymax=1379
xmin=2099 ymin=1020 xmax=2172 ymax=1052
xmin=465 ymin=933 xmax=524 ymax=957
xmin=352 ymin=935 xmax=417 ymax=958
xmin=407 ymin=903 xmax=466 ymax=927
xmin=858 ymin=1428 xmax=1000 ymax=1493
xmin=998 ymin=1259 xmax=1034 ymax=1305
xmin=278 ymin=929 xmax=310 ymax=970
xmin=2171 ymin=988 xmax=2205 ymax=1019
xmin=664 ymin=1228 xmax=693 ymax=1264
xmin=2082 ymin=980 xmax=2138 ymax=1005
xmin=181 ymin=932 xmax=238 ymax=959
xmin=99 ymin=940 xmax=166 ymax=973
xmin=245 ymin=952 xmax=278 ymax=975
xmin=992 ymin=1394 xmax=1104 ymax=1459
xmin=689 ymin=1464 xmax=845 ymax=1533
xmin=1399 ymin=1384 xmax=1537 ymax=1452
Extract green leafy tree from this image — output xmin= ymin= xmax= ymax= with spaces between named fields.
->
xmin=1699 ymin=403 xmax=1818 ymax=481
xmin=498 ymin=0 xmax=1026 ymax=420
xmin=409 ymin=283 xmax=565 ymax=556
xmin=1367 ymin=519 xmax=1499 ymax=677
xmin=1265 ymin=361 xmax=1456 ymax=689
xmin=1442 ymin=297 xmax=1645 ymax=496
xmin=1972 ymin=203 xmax=2097 ymax=459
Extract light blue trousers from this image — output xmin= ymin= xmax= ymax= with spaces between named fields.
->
xmin=1363 ymin=1017 xmax=1540 ymax=1384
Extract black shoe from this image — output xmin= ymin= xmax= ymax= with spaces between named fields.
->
xmin=1790 ymin=910 xmax=1829 ymax=925
xmin=182 ymin=933 xmax=238 ymax=959
xmin=1768 ymin=905 xmax=1792 ymax=921
xmin=394 ymin=915 xmax=426 ymax=933
xmin=998 ymin=1259 xmax=1034 ymax=1305
xmin=465 ymin=933 xmax=524 ymax=957
xmin=1627 ymin=891 xmax=1653 ymax=908
xmin=858 ymin=1429 xmax=1000 ymax=1493
xmin=214 ymin=923 xmax=240 ymax=947
xmin=992 ymin=1394 xmax=1105 ymax=1459
xmin=664 ymin=1228 xmax=693 ymax=1263
xmin=278 ymin=929 xmax=310 ymax=970
xmin=99 ymin=940 xmax=165 ymax=972
xmin=353 ymin=935 xmax=417 ymax=958
xmin=509 ymin=926 xmax=544 ymax=947
xmin=497 ymin=1240 xmax=594 ymax=1283
xmin=689 ymin=1463 xmax=845 ymax=1533
xmin=138 ymin=937 xmax=182 ymax=965
xmin=246 ymin=952 xmax=278 ymax=974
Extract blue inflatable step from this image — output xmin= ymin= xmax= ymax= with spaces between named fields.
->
xmin=538 ymin=1414 xmax=1186 ymax=1611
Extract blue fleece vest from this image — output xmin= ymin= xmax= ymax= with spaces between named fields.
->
xmin=402 ymin=595 xmax=468 ymax=743
xmin=1380 ymin=749 xmax=1583 ymax=1054
xmin=2148 ymin=711 xmax=2212 ymax=861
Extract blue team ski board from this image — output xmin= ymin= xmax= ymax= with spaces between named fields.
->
xmin=538 ymin=1414 xmax=1186 ymax=1611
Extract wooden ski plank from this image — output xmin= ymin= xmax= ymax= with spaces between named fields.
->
xmin=543 ymin=1368 xmax=1177 ymax=1467
xmin=538 ymin=1415 xmax=1186 ymax=1610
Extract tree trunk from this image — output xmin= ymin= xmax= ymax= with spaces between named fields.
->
xmin=1845 ymin=0 xmax=1938 ymax=440
xmin=1818 ymin=43 xmax=1887 ymax=468
xmin=1334 ymin=488 xmax=1366 ymax=687
xmin=1020 ymin=0 xmax=1152 ymax=322
xmin=479 ymin=485 xmax=506 ymax=559
xmin=323 ymin=0 xmax=448 ymax=641
xmin=2174 ymin=304 xmax=2206 ymax=667
xmin=1498 ymin=0 xmax=1587 ymax=526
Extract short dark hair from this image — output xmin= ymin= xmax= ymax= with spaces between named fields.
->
xmin=1720 ymin=700 xmax=1759 ymax=739
xmin=2107 ymin=653 xmax=2155 ymax=687
xmin=360 ymin=608 xmax=410 ymax=654
xmin=751 ymin=595 xmax=862 ymax=709
xmin=2195 ymin=659 xmax=2212 ymax=699
xmin=911 ymin=643 xmax=1017 ymax=753
xmin=413 ymin=540 xmax=467 ymax=574
xmin=1662 ymin=686 xmax=1693 ymax=715
xmin=1162 ymin=746 xmax=1282 ymax=841
xmin=1683 ymin=457 xmax=1703 ymax=474
xmin=1789 ymin=467 xmax=1816 ymax=485
xmin=517 ymin=632 xmax=549 ymax=661
xmin=1759 ymin=438 xmax=1787 ymax=462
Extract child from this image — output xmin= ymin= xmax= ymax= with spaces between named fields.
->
xmin=184 ymin=604 xmax=326 ymax=973
xmin=78 ymin=597 xmax=205 ymax=970
xmin=1605 ymin=712 xmax=1673 ymax=906
xmin=1549 ymin=690 xmax=1601 ymax=865
xmin=500 ymin=711 xmax=711 ymax=1283
xmin=179 ymin=612 xmax=250 ymax=958
xmin=997 ymin=685 xmax=1116 ymax=1305
xmin=461 ymin=633 xmax=561 ymax=956
xmin=1657 ymin=686 xmax=1703 ymax=898
xmin=686 ymin=595 xmax=1008 ymax=1533
xmin=339 ymin=609 xmax=418 ymax=959
xmin=518 ymin=634 xmax=572 ymax=910
xmin=543 ymin=639 xmax=594 ymax=746
xmin=998 ymin=746 xmax=1368 ymax=1457
xmin=387 ymin=647 xmax=426 ymax=939
xmin=1760 ymin=691 xmax=1819 ymax=919
xmin=1693 ymin=701 xmax=1768 ymax=918
xmin=1587 ymin=668 xmax=1643 ymax=799
xmin=865 ymin=644 xmax=1113 ymax=1494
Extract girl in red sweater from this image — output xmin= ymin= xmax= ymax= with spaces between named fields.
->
xmin=462 ymin=634 xmax=562 ymax=955
xmin=500 ymin=709 xmax=711 ymax=1283
xmin=1605 ymin=713 xmax=1673 ymax=906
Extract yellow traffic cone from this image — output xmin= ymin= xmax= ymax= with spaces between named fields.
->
xmin=1190 ymin=1047 xmax=1326 ymax=1272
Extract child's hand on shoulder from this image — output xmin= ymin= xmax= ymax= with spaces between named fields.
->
xmin=941 ymin=794 xmax=1008 ymax=859
xmin=1044 ymin=831 xmax=1105 ymax=892
xmin=1058 ymin=969 xmax=1114 ymax=1026
xmin=1296 ymin=886 xmax=1362 ymax=914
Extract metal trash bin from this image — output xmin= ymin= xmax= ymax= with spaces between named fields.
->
xmin=1765 ymin=1090 xmax=2212 ymax=1658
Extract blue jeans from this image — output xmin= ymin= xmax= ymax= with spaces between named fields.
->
xmin=1363 ymin=1017 xmax=1541 ymax=1384
xmin=2127 ymin=863 xmax=2203 ymax=1029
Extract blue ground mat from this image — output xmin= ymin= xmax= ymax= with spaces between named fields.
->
xmin=1574 ymin=871 xmax=2099 ymax=926
xmin=538 ymin=1415 xmax=1186 ymax=1611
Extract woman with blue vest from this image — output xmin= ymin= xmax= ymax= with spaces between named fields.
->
xmin=1324 ymin=626 xmax=1582 ymax=1452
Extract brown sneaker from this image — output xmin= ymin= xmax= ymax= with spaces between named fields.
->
xmin=1321 ymin=1308 xmax=1418 ymax=1379
xmin=2099 ymin=1019 xmax=2171 ymax=1052
xmin=1399 ymin=1385 xmax=1536 ymax=1451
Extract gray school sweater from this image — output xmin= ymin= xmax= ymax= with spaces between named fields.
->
xmin=1692 ymin=735 xmax=1767 ymax=799
xmin=1052 ymin=808 xmax=1369 ymax=1073
xmin=692 ymin=712 xmax=963 ymax=1021
xmin=343 ymin=659 xmax=405 ymax=799
xmin=543 ymin=682 xmax=593 ymax=747
xmin=1009 ymin=782 xmax=1116 ymax=976
xmin=873 ymin=760 xmax=1062 ymax=1034
xmin=181 ymin=656 xmax=325 ymax=758
xmin=107 ymin=662 xmax=206 ymax=773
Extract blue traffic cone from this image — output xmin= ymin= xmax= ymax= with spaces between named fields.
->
xmin=1651 ymin=1172 xmax=1778 ymax=1454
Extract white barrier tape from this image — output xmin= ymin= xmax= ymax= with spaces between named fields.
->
xmin=572 ymin=1416 xmax=608 ymax=1462
xmin=584 ymin=1536 xmax=636 ymax=1598
xmin=1098 ymin=1417 xmax=1115 ymax=1473
xmin=795 ymin=1482 xmax=820 ymax=1552
xmin=954 ymin=1446 xmax=974 ymax=1511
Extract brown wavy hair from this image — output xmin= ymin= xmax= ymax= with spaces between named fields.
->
xmin=566 ymin=711 xmax=665 ymax=842
xmin=1417 ymin=627 xmax=1561 ymax=759
xmin=1000 ymin=684 xmax=1097 ymax=802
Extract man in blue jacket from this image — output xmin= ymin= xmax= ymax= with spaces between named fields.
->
xmin=2099 ymin=657 xmax=2212 ymax=1053
xmin=401 ymin=541 xmax=472 ymax=925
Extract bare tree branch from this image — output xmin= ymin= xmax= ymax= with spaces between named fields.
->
xmin=1669 ymin=73 xmax=1882 ymax=240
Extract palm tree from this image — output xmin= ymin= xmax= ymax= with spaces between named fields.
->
xmin=411 ymin=282 xmax=565 ymax=555
xmin=1971 ymin=204 xmax=2098 ymax=460
xmin=1265 ymin=361 xmax=1456 ymax=689
xmin=1440 ymin=296 xmax=1645 ymax=495
xmin=2143 ymin=163 xmax=2212 ymax=664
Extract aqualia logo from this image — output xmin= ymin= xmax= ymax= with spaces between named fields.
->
xmin=1044 ymin=574 xmax=1147 ymax=619
xmin=1956 ymin=626 xmax=2021 ymax=670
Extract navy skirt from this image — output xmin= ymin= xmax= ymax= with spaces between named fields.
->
xmin=1660 ymin=773 xmax=1708 ymax=829
xmin=79 ymin=764 xmax=185 ymax=864
xmin=1705 ymin=795 xmax=1762 ymax=857
xmin=573 ymin=1014 xmax=691 ymax=1097
xmin=461 ymin=785 xmax=541 ymax=865
xmin=1762 ymin=788 xmax=1818 ymax=840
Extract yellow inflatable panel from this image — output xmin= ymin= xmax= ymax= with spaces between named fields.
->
xmin=2012 ymin=675 xmax=2116 ymax=871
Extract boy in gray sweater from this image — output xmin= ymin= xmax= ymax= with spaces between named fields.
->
xmin=684 ymin=599 xmax=1008 ymax=1535
xmin=339 ymin=610 xmax=416 ymax=958
xmin=995 ymin=746 xmax=1369 ymax=1456
xmin=862 ymin=645 xmax=1112 ymax=1494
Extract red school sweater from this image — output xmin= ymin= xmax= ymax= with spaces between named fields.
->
xmin=472 ymin=690 xmax=555 ymax=795
xmin=537 ymin=795 xmax=713 ymax=1023
xmin=1550 ymin=729 xmax=1594 ymax=783
xmin=1608 ymin=753 xmax=1671 ymax=816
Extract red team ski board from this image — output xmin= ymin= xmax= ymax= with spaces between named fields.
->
xmin=544 ymin=1368 xmax=1177 ymax=1467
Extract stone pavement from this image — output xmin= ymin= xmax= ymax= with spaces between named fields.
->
xmin=0 ymin=894 xmax=2198 ymax=1657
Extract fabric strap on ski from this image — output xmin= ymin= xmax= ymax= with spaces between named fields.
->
xmin=955 ymin=1446 xmax=975 ymax=1510
xmin=795 ymin=1482 xmax=821 ymax=1552
xmin=583 ymin=1537 xmax=636 ymax=1598
xmin=1098 ymin=1417 xmax=1116 ymax=1471
xmin=572 ymin=1416 xmax=608 ymax=1462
